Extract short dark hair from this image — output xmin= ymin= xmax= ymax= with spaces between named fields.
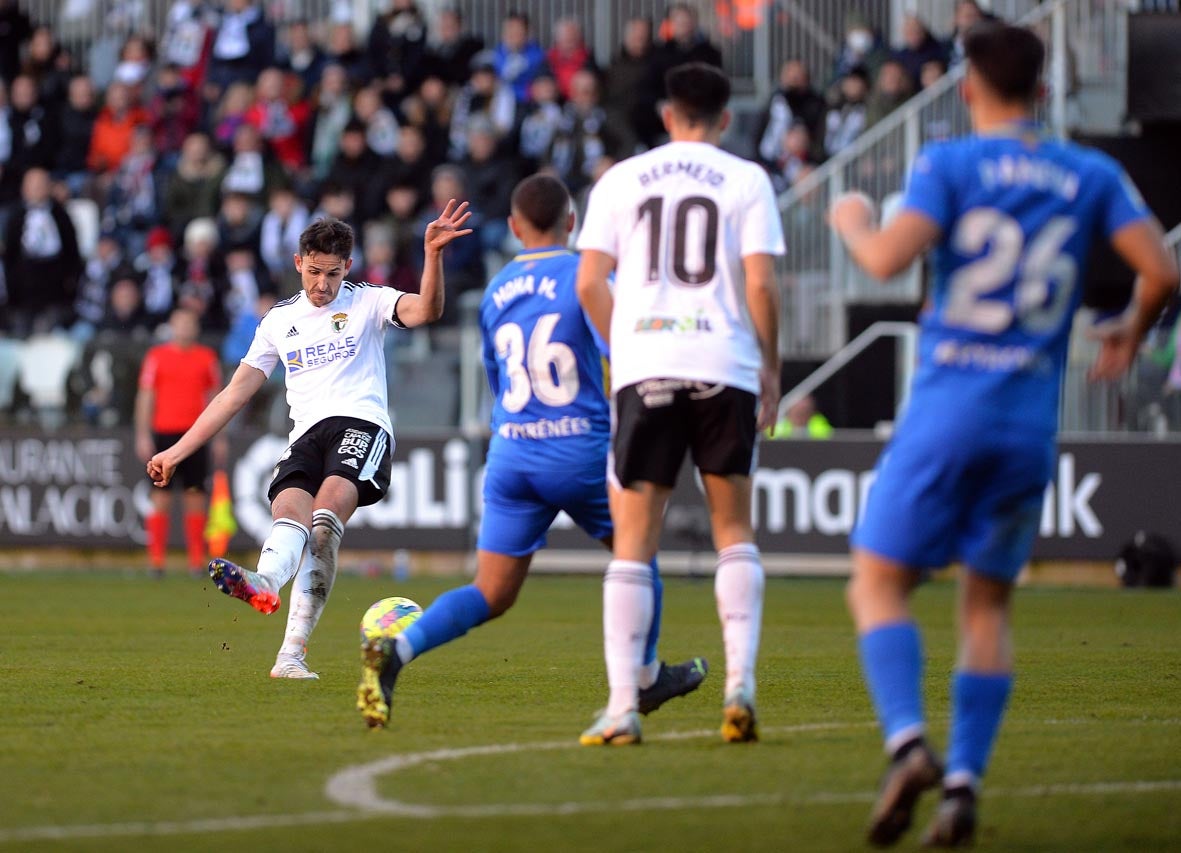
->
xmin=964 ymin=21 xmax=1045 ymax=103
xmin=299 ymin=217 xmax=354 ymax=259
xmin=511 ymin=174 xmax=570 ymax=234
xmin=665 ymin=62 xmax=730 ymax=125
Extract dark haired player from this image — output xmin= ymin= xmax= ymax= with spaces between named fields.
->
xmin=148 ymin=207 xmax=472 ymax=679
xmin=829 ymin=22 xmax=1178 ymax=846
xmin=356 ymin=175 xmax=707 ymax=729
xmin=576 ymin=63 xmax=785 ymax=745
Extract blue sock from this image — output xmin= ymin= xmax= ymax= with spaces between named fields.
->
xmin=945 ymin=671 xmax=1013 ymax=788
xmin=858 ymin=622 xmax=926 ymax=752
xmin=642 ymin=558 xmax=663 ymax=666
xmin=400 ymin=585 xmax=491 ymax=660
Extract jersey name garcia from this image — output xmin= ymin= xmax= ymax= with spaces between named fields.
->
xmin=242 ymin=282 xmax=406 ymax=442
xmin=901 ymin=130 xmax=1149 ymax=436
xmin=577 ymin=140 xmax=785 ymax=395
xmin=479 ymin=248 xmax=609 ymax=470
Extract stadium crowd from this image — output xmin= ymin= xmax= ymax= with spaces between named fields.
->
xmin=0 ymin=0 xmax=992 ymax=429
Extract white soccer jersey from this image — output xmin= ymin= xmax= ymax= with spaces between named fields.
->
xmin=577 ymin=140 xmax=786 ymax=395
xmin=242 ymin=282 xmax=406 ymax=442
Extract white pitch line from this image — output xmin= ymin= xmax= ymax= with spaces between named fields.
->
xmin=2 ymin=721 xmax=1179 ymax=845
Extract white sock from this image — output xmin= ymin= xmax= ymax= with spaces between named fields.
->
xmin=639 ymin=659 xmax=660 ymax=690
xmin=603 ymin=560 xmax=654 ymax=717
xmin=255 ymin=518 xmax=309 ymax=595
xmin=278 ymin=510 xmax=343 ymax=658
xmin=715 ymin=543 xmax=764 ymax=699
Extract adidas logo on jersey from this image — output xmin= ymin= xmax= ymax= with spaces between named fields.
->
xmin=286 ymin=326 xmax=299 ymax=338
xmin=341 ymin=457 xmax=359 ymax=469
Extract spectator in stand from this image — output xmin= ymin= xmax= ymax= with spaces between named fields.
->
xmin=309 ymin=63 xmax=353 ymax=180
xmin=135 ymin=306 xmax=223 ymax=576
xmin=423 ymin=6 xmax=484 ymax=87
xmin=220 ymin=122 xmax=286 ymax=209
xmin=832 ymin=14 xmax=890 ymax=84
xmin=216 ymin=190 xmax=263 ymax=254
xmin=921 ymin=58 xmax=948 ymax=90
xmin=462 ymin=120 xmax=518 ymax=256
xmin=413 ymin=165 xmax=483 ymax=327
xmin=103 ymin=124 xmax=158 ymax=256
xmin=325 ymin=21 xmax=370 ymax=87
xmin=948 ymin=1 xmax=990 ymax=67
xmin=824 ymin=66 xmax=869 ymax=158
xmin=546 ymin=69 xmax=627 ymax=197
xmin=8 ymin=74 xmax=59 ymax=178
xmin=894 ymin=14 xmax=948 ymax=90
xmin=137 ymin=225 xmax=179 ymax=325
xmin=399 ymin=74 xmax=452 ymax=166
xmin=374 ymin=180 xmax=423 ymax=287
xmin=207 ymin=0 xmax=275 ymax=94
xmin=604 ymin=16 xmax=661 ymax=150
xmin=756 ymin=59 xmax=827 ymax=170
xmin=2 ymin=167 xmax=82 ymax=336
xmin=0 ymin=0 xmax=33 ymax=85
xmin=368 ymin=122 xmax=432 ymax=220
xmin=493 ymin=11 xmax=546 ymax=104
xmin=88 ymin=80 xmax=150 ymax=181
xmin=768 ymin=121 xmax=817 ymax=194
xmin=259 ymin=185 xmax=309 ymax=295
xmin=547 ymin=18 xmax=594 ymax=101
xmin=0 ymin=80 xmax=10 ymax=199
xmin=161 ymin=0 xmax=215 ymax=94
xmin=244 ymin=67 xmax=311 ymax=173
xmin=177 ymin=215 xmax=229 ymax=331
xmin=654 ymin=3 xmax=722 ymax=96
xmin=164 ymin=132 xmax=225 ymax=241
xmin=279 ymin=19 xmax=327 ymax=95
xmin=55 ymin=75 xmax=98 ymax=196
xmin=223 ymin=246 xmax=269 ymax=323
xmin=72 ymin=232 xmax=131 ymax=342
xmin=359 ymin=221 xmax=416 ymax=292
xmin=367 ymin=0 xmax=430 ymax=103
xmin=211 ymin=80 xmax=254 ymax=152
xmin=99 ymin=274 xmax=152 ymax=336
xmin=324 ymin=120 xmax=383 ymax=219
xmin=221 ymin=290 xmax=275 ymax=366
xmin=22 ymin=26 xmax=72 ymax=107
xmin=310 ymin=185 xmax=362 ymax=263
xmin=150 ymin=65 xmax=200 ymax=172
xmin=518 ymin=73 xmax=563 ymax=170
xmin=866 ymin=59 xmax=914 ymax=128
xmin=112 ymin=34 xmax=155 ymax=102
xmin=352 ymin=83 xmax=401 ymax=157
xmin=450 ymin=53 xmax=517 ymax=161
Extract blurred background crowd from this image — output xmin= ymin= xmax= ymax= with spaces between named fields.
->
xmin=0 ymin=0 xmax=1011 ymax=431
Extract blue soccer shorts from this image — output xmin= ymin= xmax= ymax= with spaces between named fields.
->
xmin=852 ymin=420 xmax=1054 ymax=582
xmin=478 ymin=460 xmax=613 ymax=557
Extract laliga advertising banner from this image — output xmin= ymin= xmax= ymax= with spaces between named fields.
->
xmin=0 ymin=428 xmax=1178 ymax=561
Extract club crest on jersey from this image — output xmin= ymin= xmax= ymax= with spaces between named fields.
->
xmin=286 ymin=350 xmax=304 ymax=372
xmin=331 ymin=312 xmax=349 ymax=333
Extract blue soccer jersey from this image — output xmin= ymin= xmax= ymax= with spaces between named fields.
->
xmin=854 ymin=126 xmax=1150 ymax=578
xmin=477 ymin=246 xmax=613 ymax=555
xmin=901 ymin=126 xmax=1149 ymax=437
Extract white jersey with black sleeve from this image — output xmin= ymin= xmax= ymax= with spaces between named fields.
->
xmin=576 ymin=140 xmax=786 ymax=395
xmin=242 ymin=282 xmax=407 ymax=442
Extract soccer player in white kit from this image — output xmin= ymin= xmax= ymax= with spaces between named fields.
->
xmin=575 ymin=63 xmax=785 ymax=744
xmin=147 ymin=205 xmax=472 ymax=678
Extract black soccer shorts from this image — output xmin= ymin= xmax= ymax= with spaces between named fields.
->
xmin=268 ymin=416 xmax=393 ymax=507
xmin=612 ymin=379 xmax=758 ymax=489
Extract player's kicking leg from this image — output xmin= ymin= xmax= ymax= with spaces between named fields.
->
xmin=357 ymin=550 xmax=524 ymax=728
xmin=847 ymin=548 xmax=942 ymax=847
xmin=920 ymin=571 xmax=1014 ymax=848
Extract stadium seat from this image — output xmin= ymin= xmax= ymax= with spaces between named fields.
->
xmin=17 ymin=334 xmax=81 ymax=428
xmin=0 ymin=337 xmax=23 ymax=413
xmin=66 ymin=197 xmax=101 ymax=260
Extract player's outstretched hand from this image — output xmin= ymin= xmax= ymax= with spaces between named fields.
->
xmin=1087 ymin=317 xmax=1140 ymax=382
xmin=146 ymin=453 xmax=175 ymax=488
xmin=424 ymin=199 xmax=474 ymax=253
xmin=828 ymin=191 xmax=878 ymax=238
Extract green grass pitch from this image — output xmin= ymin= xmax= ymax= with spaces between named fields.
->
xmin=2 ymin=571 xmax=1179 ymax=852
